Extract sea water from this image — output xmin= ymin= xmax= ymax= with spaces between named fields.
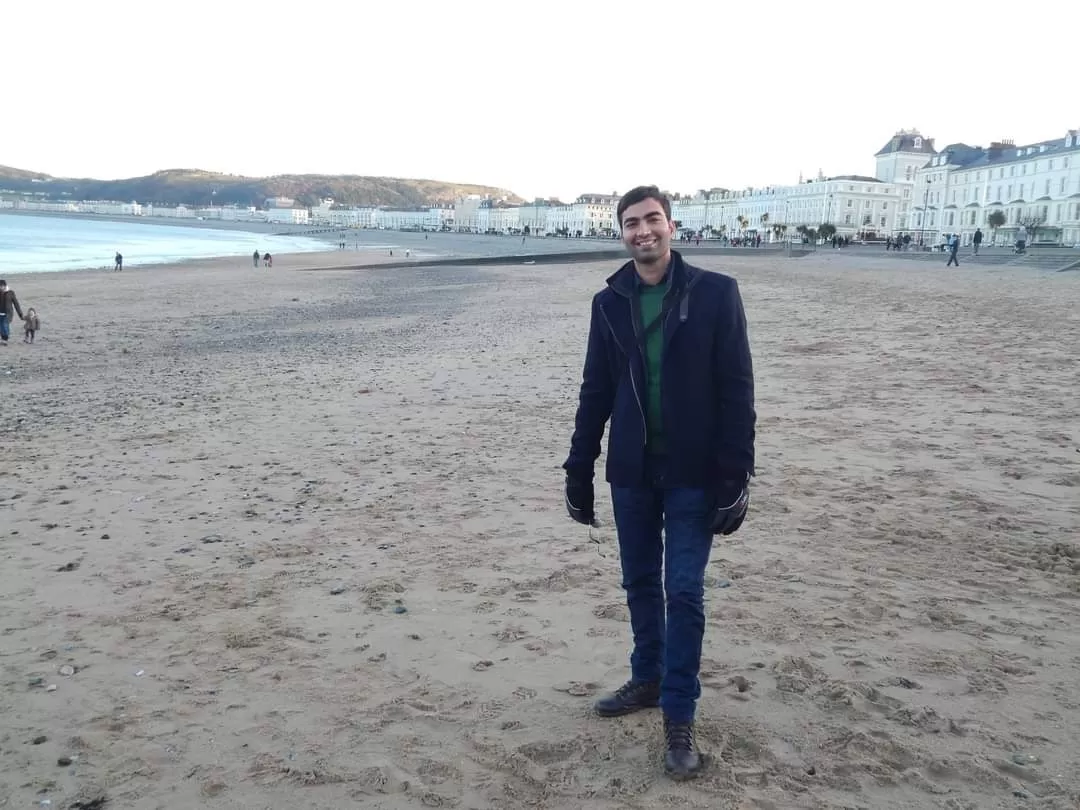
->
xmin=0 ymin=213 xmax=332 ymax=274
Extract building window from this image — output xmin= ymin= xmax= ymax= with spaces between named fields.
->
xmin=882 ymin=202 xmax=888 ymax=210
xmin=914 ymin=137 xmax=922 ymax=148
xmin=1049 ymin=160 xmax=1055 ymax=170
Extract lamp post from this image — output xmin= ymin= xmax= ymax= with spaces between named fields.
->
xmin=919 ymin=176 xmax=931 ymax=247
xmin=784 ymin=199 xmax=792 ymax=256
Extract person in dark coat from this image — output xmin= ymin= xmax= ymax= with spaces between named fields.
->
xmin=562 ymin=185 xmax=756 ymax=780
xmin=0 ymin=279 xmax=24 ymax=346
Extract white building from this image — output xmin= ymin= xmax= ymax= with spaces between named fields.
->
xmin=684 ymin=174 xmax=904 ymax=241
xmin=911 ymin=129 xmax=1080 ymax=247
xmin=264 ymin=207 xmax=310 ymax=225
xmin=11 ymin=199 xmax=143 ymax=216
xmin=873 ymin=129 xmax=938 ymax=231
xmin=545 ymin=203 xmax=573 ymax=235
xmin=670 ymin=189 xmax=728 ymax=233
xmin=322 ymin=207 xmax=377 ymax=228
xmin=454 ymin=195 xmax=483 ymax=231
xmin=518 ymin=201 xmax=559 ymax=235
xmin=489 ymin=204 xmax=520 ymax=233
xmin=373 ymin=207 xmax=441 ymax=230
xmin=571 ymin=194 xmax=619 ymax=236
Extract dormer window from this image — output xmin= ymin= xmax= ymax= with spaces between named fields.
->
xmin=913 ymin=137 xmax=923 ymax=149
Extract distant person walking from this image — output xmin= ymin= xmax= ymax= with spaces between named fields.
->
xmin=1015 ymin=225 xmax=1028 ymax=254
xmin=972 ymin=228 xmax=983 ymax=256
xmin=263 ymin=252 xmax=272 ymax=268
xmin=0 ymin=280 xmax=24 ymax=346
xmin=947 ymin=235 xmax=960 ymax=267
xmin=253 ymin=249 xmax=261 ymax=268
xmin=114 ymin=252 xmax=123 ymax=272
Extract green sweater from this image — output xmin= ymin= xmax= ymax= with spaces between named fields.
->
xmin=639 ymin=281 xmax=668 ymax=455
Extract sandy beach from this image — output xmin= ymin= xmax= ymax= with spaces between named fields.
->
xmin=1 ymin=249 xmax=1078 ymax=810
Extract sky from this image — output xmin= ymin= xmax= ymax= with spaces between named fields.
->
xmin=5 ymin=0 xmax=1079 ymax=202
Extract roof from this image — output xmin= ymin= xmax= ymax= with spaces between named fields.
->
xmin=921 ymin=133 xmax=1080 ymax=172
xmin=828 ymin=175 xmax=884 ymax=183
xmin=875 ymin=129 xmax=937 ymax=157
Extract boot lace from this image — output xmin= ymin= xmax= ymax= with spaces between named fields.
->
xmin=614 ymin=680 xmax=645 ymax=700
xmin=665 ymin=721 xmax=695 ymax=751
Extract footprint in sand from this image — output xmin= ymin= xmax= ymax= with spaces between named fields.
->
xmin=494 ymin=625 xmax=528 ymax=642
xmin=552 ymin=681 xmax=600 ymax=697
xmin=592 ymin=603 xmax=630 ymax=622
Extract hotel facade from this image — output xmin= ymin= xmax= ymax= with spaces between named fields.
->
xmin=912 ymin=129 xmax=1080 ymax=247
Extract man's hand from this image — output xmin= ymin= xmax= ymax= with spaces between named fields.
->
xmin=709 ymin=479 xmax=749 ymax=535
xmin=564 ymin=473 xmax=595 ymax=526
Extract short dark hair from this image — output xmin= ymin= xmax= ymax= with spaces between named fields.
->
xmin=617 ymin=186 xmax=671 ymax=228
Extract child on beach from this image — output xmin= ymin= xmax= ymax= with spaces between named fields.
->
xmin=23 ymin=307 xmax=40 ymax=343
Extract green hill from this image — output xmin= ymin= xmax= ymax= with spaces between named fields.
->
xmin=0 ymin=165 xmax=522 ymax=208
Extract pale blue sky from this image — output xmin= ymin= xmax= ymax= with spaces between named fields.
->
xmin=6 ymin=0 xmax=1078 ymax=201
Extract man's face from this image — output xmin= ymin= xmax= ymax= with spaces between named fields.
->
xmin=620 ymin=198 xmax=674 ymax=264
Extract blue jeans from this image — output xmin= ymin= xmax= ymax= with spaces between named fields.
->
xmin=0 ymin=313 xmax=8 ymax=342
xmin=611 ymin=462 xmax=714 ymax=724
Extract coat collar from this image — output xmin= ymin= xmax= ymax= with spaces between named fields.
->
xmin=606 ymin=250 xmax=687 ymax=298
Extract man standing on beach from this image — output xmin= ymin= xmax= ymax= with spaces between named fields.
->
xmin=0 ymin=280 xmax=25 ymax=346
xmin=562 ymin=186 xmax=756 ymax=780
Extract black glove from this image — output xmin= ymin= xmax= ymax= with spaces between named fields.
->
xmin=709 ymin=479 xmax=749 ymax=535
xmin=564 ymin=473 xmax=595 ymax=526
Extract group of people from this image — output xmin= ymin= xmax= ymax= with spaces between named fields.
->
xmin=0 ymin=280 xmax=40 ymax=344
xmin=252 ymin=250 xmax=273 ymax=268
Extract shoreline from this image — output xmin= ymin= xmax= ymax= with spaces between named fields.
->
xmin=0 ymin=208 xmax=337 ymax=238
xmin=0 ymin=249 xmax=414 ymax=284
xmin=0 ymin=210 xmax=629 ymax=276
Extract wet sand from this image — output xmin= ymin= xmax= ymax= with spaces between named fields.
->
xmin=1 ymin=251 xmax=1078 ymax=809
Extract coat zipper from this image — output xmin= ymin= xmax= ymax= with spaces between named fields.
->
xmin=599 ymin=304 xmax=647 ymax=448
